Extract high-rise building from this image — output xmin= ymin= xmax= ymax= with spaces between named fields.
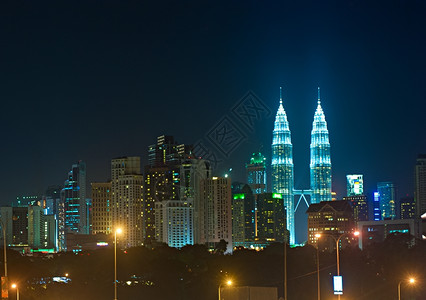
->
xmin=147 ymin=135 xmax=193 ymax=167
xmin=271 ymin=88 xmax=295 ymax=245
xmin=415 ymin=154 xmax=426 ymax=217
xmin=310 ymin=87 xmax=332 ymax=203
xmin=346 ymin=175 xmax=364 ymax=196
xmin=231 ymin=184 xmax=255 ymax=248
xmin=61 ymin=161 xmax=88 ymax=234
xmin=256 ymin=193 xmax=287 ymax=244
xmin=198 ymin=177 xmax=232 ymax=252
xmin=343 ymin=195 xmax=368 ymax=224
xmin=306 ymin=200 xmax=355 ymax=250
xmin=373 ymin=192 xmax=381 ymax=221
xmin=91 ymin=182 xmax=112 ymax=235
xmin=246 ymin=152 xmax=267 ymax=195
xmin=111 ymin=157 xmax=144 ymax=248
xmin=400 ymin=196 xmax=416 ymax=220
xmin=377 ymin=182 xmax=396 ymax=220
xmin=28 ymin=205 xmax=56 ymax=250
xmin=180 ymin=158 xmax=211 ymax=245
xmin=155 ymin=199 xmax=193 ymax=248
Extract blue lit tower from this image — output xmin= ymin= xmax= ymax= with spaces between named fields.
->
xmin=310 ymin=87 xmax=332 ymax=203
xmin=271 ymin=87 xmax=295 ymax=245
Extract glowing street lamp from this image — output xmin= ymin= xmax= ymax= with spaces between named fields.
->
xmin=218 ymin=279 xmax=232 ymax=300
xmin=11 ymin=283 xmax=19 ymax=300
xmin=114 ymin=228 xmax=122 ymax=300
xmin=398 ymin=277 xmax=415 ymax=300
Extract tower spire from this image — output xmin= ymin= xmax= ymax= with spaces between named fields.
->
xmin=280 ymin=86 xmax=283 ymax=105
xmin=317 ymin=86 xmax=321 ymax=105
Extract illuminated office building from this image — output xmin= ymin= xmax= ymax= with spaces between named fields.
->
xmin=310 ymin=88 xmax=332 ymax=203
xmin=377 ymin=182 xmax=396 ymax=220
xmin=61 ymin=161 xmax=88 ymax=234
xmin=111 ymin=157 xmax=143 ymax=248
xmin=91 ymin=182 xmax=112 ymax=235
xmin=256 ymin=193 xmax=287 ymax=244
xmin=155 ymin=199 xmax=193 ymax=248
xmin=306 ymin=200 xmax=355 ymax=250
xmin=199 ymin=177 xmax=232 ymax=252
xmin=400 ymin=196 xmax=416 ymax=220
xmin=232 ymin=184 xmax=255 ymax=248
xmin=343 ymin=195 xmax=368 ymax=224
xmin=415 ymin=154 xmax=426 ymax=217
xmin=373 ymin=192 xmax=381 ymax=221
xmin=246 ymin=152 xmax=267 ymax=195
xmin=271 ymin=87 xmax=295 ymax=245
xmin=346 ymin=175 xmax=363 ymax=196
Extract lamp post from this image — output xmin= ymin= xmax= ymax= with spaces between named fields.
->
xmin=114 ymin=228 xmax=122 ymax=300
xmin=218 ymin=279 xmax=232 ymax=300
xmin=11 ymin=284 xmax=18 ymax=300
xmin=334 ymin=231 xmax=359 ymax=300
xmin=398 ymin=278 xmax=415 ymax=300
xmin=315 ymin=234 xmax=321 ymax=300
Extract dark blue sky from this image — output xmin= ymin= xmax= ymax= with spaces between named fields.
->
xmin=1 ymin=0 xmax=426 ymax=204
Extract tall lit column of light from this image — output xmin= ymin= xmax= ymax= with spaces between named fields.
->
xmin=310 ymin=87 xmax=332 ymax=203
xmin=271 ymin=87 xmax=295 ymax=245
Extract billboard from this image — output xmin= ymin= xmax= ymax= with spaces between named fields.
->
xmin=333 ymin=276 xmax=343 ymax=295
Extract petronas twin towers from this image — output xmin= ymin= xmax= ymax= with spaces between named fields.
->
xmin=272 ymin=87 xmax=332 ymax=245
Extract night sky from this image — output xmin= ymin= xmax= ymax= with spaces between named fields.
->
xmin=1 ymin=1 xmax=426 ymax=206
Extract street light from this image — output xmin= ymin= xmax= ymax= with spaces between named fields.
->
xmin=315 ymin=233 xmax=321 ymax=300
xmin=398 ymin=277 xmax=415 ymax=300
xmin=319 ymin=231 xmax=359 ymax=300
xmin=114 ymin=228 xmax=122 ymax=300
xmin=11 ymin=283 xmax=19 ymax=300
xmin=218 ymin=279 xmax=232 ymax=300
xmin=335 ymin=231 xmax=359 ymax=300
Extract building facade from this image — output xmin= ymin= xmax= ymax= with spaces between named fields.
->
xmin=61 ymin=161 xmax=88 ymax=234
xmin=415 ymin=154 xmax=426 ymax=217
xmin=231 ymin=184 xmax=255 ymax=248
xmin=246 ymin=152 xmax=267 ymax=195
xmin=377 ymin=182 xmax=396 ymax=220
xmin=91 ymin=182 xmax=112 ymax=235
xmin=155 ymin=199 xmax=194 ymax=248
xmin=199 ymin=177 xmax=232 ymax=252
xmin=343 ymin=195 xmax=368 ymax=224
xmin=111 ymin=157 xmax=144 ymax=248
xmin=271 ymin=88 xmax=295 ymax=245
xmin=306 ymin=200 xmax=355 ymax=250
xmin=400 ymin=196 xmax=416 ymax=220
xmin=310 ymin=88 xmax=332 ymax=204
xmin=257 ymin=193 xmax=287 ymax=244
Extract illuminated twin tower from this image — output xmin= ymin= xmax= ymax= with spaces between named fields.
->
xmin=271 ymin=87 xmax=332 ymax=245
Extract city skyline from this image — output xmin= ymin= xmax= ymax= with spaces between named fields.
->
xmin=1 ymin=1 xmax=426 ymax=204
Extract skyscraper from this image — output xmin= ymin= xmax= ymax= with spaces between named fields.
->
xmin=373 ymin=192 xmax=381 ymax=221
xmin=271 ymin=88 xmax=295 ymax=245
xmin=231 ymin=184 xmax=255 ymax=248
xmin=415 ymin=154 xmax=426 ymax=217
xmin=61 ymin=161 xmax=88 ymax=234
xmin=199 ymin=177 xmax=232 ymax=252
xmin=310 ymin=87 xmax=332 ymax=203
xmin=346 ymin=175 xmax=364 ymax=196
xmin=91 ymin=182 xmax=112 ymax=235
xmin=257 ymin=193 xmax=287 ymax=244
xmin=246 ymin=152 xmax=267 ymax=195
xmin=111 ymin=157 xmax=144 ymax=248
xmin=377 ymin=182 xmax=396 ymax=220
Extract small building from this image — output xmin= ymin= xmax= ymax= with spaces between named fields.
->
xmin=357 ymin=219 xmax=422 ymax=249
